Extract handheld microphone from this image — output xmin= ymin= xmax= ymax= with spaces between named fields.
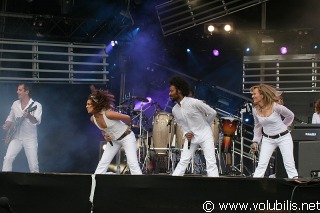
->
xmin=103 ymin=135 xmax=113 ymax=146
xmin=187 ymin=132 xmax=193 ymax=149
xmin=0 ymin=197 xmax=14 ymax=213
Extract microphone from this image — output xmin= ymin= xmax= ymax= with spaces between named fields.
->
xmin=103 ymin=135 xmax=113 ymax=146
xmin=0 ymin=197 xmax=14 ymax=213
xmin=246 ymin=102 xmax=252 ymax=113
xmin=187 ymin=132 xmax=193 ymax=149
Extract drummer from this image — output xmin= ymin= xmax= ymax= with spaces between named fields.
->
xmin=169 ymin=76 xmax=219 ymax=177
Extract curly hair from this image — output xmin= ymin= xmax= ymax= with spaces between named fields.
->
xmin=88 ymin=85 xmax=115 ymax=112
xmin=315 ymin=99 xmax=320 ymax=114
xmin=250 ymin=84 xmax=283 ymax=106
xmin=169 ymin=76 xmax=190 ymax=97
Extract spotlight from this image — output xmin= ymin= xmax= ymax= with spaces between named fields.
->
xmin=111 ymin=40 xmax=118 ymax=47
xmin=187 ymin=48 xmax=191 ymax=52
xmin=204 ymin=22 xmax=233 ymax=34
xmin=212 ymin=49 xmax=219 ymax=56
xmin=314 ymin=45 xmax=318 ymax=49
xmin=246 ymin=47 xmax=250 ymax=52
xmin=207 ymin=25 xmax=214 ymax=33
xmin=280 ymin=47 xmax=288 ymax=55
xmin=224 ymin=24 xmax=232 ymax=32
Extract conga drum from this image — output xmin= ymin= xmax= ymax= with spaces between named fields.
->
xmin=220 ymin=117 xmax=239 ymax=153
xmin=152 ymin=112 xmax=175 ymax=154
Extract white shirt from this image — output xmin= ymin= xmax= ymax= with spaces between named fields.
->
xmin=252 ymin=102 xmax=294 ymax=143
xmin=172 ymin=97 xmax=216 ymax=142
xmin=92 ymin=111 xmax=128 ymax=141
xmin=6 ymin=98 xmax=42 ymax=140
xmin=312 ymin=112 xmax=320 ymax=124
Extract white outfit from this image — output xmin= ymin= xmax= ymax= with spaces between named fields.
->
xmin=93 ymin=112 xmax=142 ymax=175
xmin=312 ymin=112 xmax=320 ymax=124
xmin=2 ymin=99 xmax=42 ymax=172
xmin=172 ymin=97 xmax=219 ymax=177
xmin=252 ymin=102 xmax=298 ymax=178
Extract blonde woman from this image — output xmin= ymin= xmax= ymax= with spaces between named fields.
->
xmin=250 ymin=84 xmax=298 ymax=178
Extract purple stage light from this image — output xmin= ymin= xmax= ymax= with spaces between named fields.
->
xmin=280 ymin=47 xmax=287 ymax=55
xmin=213 ymin=49 xmax=219 ymax=56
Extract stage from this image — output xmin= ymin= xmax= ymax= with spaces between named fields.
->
xmin=0 ymin=172 xmax=319 ymax=213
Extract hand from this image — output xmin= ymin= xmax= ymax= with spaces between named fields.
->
xmin=23 ymin=111 xmax=31 ymax=119
xmin=103 ymin=135 xmax=112 ymax=142
xmin=251 ymin=142 xmax=259 ymax=152
xmin=185 ymin=132 xmax=193 ymax=141
xmin=2 ymin=121 xmax=12 ymax=130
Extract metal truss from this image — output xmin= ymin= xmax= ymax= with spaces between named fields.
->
xmin=0 ymin=10 xmax=133 ymax=42
xmin=156 ymin=0 xmax=268 ymax=36
xmin=243 ymin=54 xmax=320 ymax=93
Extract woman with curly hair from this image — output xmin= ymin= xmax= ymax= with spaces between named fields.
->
xmin=86 ymin=86 xmax=142 ymax=175
xmin=312 ymin=99 xmax=320 ymax=124
xmin=250 ymin=84 xmax=298 ymax=178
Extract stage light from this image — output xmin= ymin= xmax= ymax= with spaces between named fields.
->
xmin=280 ymin=47 xmax=288 ymax=55
xmin=224 ymin=24 xmax=232 ymax=32
xmin=187 ymin=48 xmax=191 ymax=52
xmin=314 ymin=45 xmax=318 ymax=49
xmin=111 ymin=40 xmax=118 ymax=47
xmin=204 ymin=22 xmax=233 ymax=35
xmin=207 ymin=25 xmax=214 ymax=33
xmin=246 ymin=47 xmax=250 ymax=52
xmin=212 ymin=49 xmax=219 ymax=56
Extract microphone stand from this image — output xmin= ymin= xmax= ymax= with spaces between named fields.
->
xmin=240 ymin=107 xmax=246 ymax=176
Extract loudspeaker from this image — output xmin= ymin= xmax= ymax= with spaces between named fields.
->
xmin=276 ymin=140 xmax=320 ymax=178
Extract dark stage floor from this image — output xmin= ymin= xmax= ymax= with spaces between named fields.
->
xmin=0 ymin=172 xmax=320 ymax=213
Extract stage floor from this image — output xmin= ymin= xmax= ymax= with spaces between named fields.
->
xmin=0 ymin=172 xmax=320 ymax=213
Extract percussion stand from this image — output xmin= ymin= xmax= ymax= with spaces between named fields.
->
xmin=239 ymin=108 xmax=246 ymax=176
xmin=166 ymin=117 xmax=175 ymax=174
xmin=217 ymin=133 xmax=223 ymax=174
xmin=134 ymin=104 xmax=153 ymax=171
xmin=230 ymin=135 xmax=241 ymax=176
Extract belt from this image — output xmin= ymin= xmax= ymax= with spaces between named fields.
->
xmin=262 ymin=130 xmax=289 ymax=139
xmin=117 ymin=128 xmax=131 ymax=140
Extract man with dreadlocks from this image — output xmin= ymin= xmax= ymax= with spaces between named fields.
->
xmin=86 ymin=86 xmax=142 ymax=175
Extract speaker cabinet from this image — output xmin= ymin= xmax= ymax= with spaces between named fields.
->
xmin=276 ymin=140 xmax=320 ymax=178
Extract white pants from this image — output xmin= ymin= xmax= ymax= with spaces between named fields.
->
xmin=95 ymin=132 xmax=142 ymax=175
xmin=2 ymin=138 xmax=39 ymax=173
xmin=172 ymin=132 xmax=219 ymax=177
xmin=253 ymin=133 xmax=298 ymax=178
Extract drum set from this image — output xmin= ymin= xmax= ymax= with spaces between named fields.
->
xmin=113 ymin=96 xmax=241 ymax=175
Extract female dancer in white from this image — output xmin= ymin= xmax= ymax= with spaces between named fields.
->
xmin=250 ymin=84 xmax=298 ymax=178
xmin=86 ymin=86 xmax=142 ymax=175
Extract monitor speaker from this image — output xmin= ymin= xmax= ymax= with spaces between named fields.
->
xmin=276 ymin=140 xmax=320 ymax=178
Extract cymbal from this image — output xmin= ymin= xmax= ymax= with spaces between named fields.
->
xmin=132 ymin=96 xmax=149 ymax=103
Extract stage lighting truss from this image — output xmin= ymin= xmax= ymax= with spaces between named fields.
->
xmin=156 ymin=0 xmax=268 ymax=36
xmin=204 ymin=22 xmax=233 ymax=35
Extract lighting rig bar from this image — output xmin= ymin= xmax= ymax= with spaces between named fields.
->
xmin=156 ymin=0 xmax=268 ymax=36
